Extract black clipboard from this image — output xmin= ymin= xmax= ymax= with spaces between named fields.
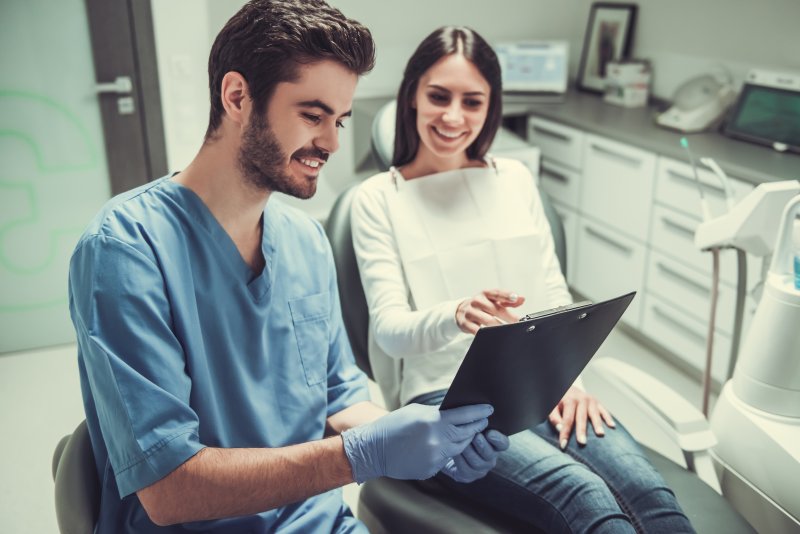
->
xmin=439 ymin=292 xmax=636 ymax=435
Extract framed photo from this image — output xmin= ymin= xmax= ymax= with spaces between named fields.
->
xmin=577 ymin=3 xmax=638 ymax=94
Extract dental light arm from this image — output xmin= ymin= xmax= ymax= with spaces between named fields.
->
xmin=694 ymin=181 xmax=800 ymax=254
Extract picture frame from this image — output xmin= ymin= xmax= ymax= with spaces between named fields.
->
xmin=577 ymin=3 xmax=638 ymax=94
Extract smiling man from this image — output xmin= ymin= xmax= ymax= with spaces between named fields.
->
xmin=67 ymin=1 xmax=503 ymax=533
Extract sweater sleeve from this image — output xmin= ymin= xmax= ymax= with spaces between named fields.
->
xmin=350 ymin=178 xmax=463 ymax=359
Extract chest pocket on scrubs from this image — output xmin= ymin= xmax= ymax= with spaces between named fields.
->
xmin=288 ymin=292 xmax=330 ymax=386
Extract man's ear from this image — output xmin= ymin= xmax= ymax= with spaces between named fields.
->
xmin=220 ymin=71 xmax=250 ymax=127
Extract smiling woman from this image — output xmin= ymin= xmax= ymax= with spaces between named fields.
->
xmin=349 ymin=25 xmax=698 ymax=533
xmin=406 ymin=54 xmax=490 ymax=177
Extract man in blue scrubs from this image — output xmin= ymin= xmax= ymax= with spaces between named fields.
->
xmin=68 ymin=1 xmax=509 ymax=532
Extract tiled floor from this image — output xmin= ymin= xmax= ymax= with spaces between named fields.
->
xmin=0 ymin=328 xmax=706 ymax=533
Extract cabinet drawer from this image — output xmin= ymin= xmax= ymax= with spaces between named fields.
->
xmin=641 ymin=293 xmax=732 ymax=384
xmin=527 ymin=117 xmax=585 ymax=169
xmin=655 ymin=157 xmax=753 ymax=219
xmin=573 ymin=217 xmax=646 ymax=327
xmin=540 ymin=158 xmax=581 ymax=209
xmin=647 ymin=251 xmax=736 ymax=335
xmin=552 ymin=200 xmax=578 ymax=284
xmin=580 ymin=134 xmax=656 ymax=242
xmin=649 ymin=204 xmax=763 ymax=293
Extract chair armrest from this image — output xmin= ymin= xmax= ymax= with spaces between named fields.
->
xmin=588 ymin=358 xmax=721 ymax=492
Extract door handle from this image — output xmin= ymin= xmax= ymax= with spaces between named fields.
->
xmin=95 ymin=76 xmax=132 ymax=94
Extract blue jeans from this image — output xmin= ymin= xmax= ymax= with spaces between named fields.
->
xmin=412 ymin=390 xmax=695 ymax=534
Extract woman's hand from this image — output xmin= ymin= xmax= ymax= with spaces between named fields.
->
xmin=456 ymin=289 xmax=526 ymax=335
xmin=548 ymin=386 xmax=616 ymax=449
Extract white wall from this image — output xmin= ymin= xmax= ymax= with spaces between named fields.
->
xmin=152 ymin=0 xmax=800 ymax=200
xmin=151 ymin=0 xmax=213 ymax=172
xmin=324 ymin=0 xmax=576 ymax=97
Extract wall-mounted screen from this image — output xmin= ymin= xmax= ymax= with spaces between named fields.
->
xmin=495 ymin=41 xmax=568 ymax=95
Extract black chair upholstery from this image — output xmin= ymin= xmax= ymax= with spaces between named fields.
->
xmin=52 ymin=420 xmax=100 ymax=534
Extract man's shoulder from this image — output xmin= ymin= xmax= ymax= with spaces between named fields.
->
xmin=74 ymin=176 xmax=177 ymax=258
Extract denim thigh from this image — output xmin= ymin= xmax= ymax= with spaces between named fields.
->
xmin=415 ymin=390 xmax=694 ymax=533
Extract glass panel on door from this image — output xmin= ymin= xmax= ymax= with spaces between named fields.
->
xmin=1 ymin=0 xmax=111 ymax=353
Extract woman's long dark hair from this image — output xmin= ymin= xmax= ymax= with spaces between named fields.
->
xmin=392 ymin=26 xmax=502 ymax=167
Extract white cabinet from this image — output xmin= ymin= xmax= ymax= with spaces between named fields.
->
xmin=525 ymin=112 xmax=761 ymax=385
xmin=647 ymin=250 xmax=737 ymax=335
xmin=574 ymin=216 xmax=646 ymax=328
xmin=527 ymin=117 xmax=585 ymax=168
xmin=540 ymin=158 xmax=582 ymax=209
xmin=655 ymin=157 xmax=752 ymax=221
xmin=581 ymin=134 xmax=656 ymax=242
xmin=641 ymin=294 xmax=732 ymax=384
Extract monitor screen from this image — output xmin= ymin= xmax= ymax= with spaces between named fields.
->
xmin=723 ymin=83 xmax=800 ymax=153
xmin=495 ymin=41 xmax=568 ymax=94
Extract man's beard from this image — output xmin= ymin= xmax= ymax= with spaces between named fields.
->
xmin=237 ymin=115 xmax=326 ymax=199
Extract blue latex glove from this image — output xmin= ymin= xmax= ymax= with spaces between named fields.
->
xmin=342 ymin=403 xmax=493 ymax=483
xmin=441 ymin=429 xmax=510 ymax=483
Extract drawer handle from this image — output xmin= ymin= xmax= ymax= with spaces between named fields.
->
xmin=541 ymin=166 xmax=569 ymax=183
xmin=585 ymin=226 xmax=633 ymax=255
xmin=652 ymin=305 xmax=706 ymax=343
xmin=661 ymin=217 xmax=695 ymax=238
xmin=589 ymin=143 xmax=642 ymax=167
xmin=667 ymin=169 xmax=725 ymax=196
xmin=657 ymin=262 xmax=710 ymax=296
xmin=531 ymin=124 xmax=571 ymax=142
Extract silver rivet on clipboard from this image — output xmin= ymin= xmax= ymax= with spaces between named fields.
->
xmin=526 ymin=325 xmax=536 ymax=332
xmin=578 ymin=312 xmax=588 ymax=319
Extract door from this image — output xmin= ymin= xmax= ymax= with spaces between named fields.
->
xmin=0 ymin=0 xmax=166 ymax=353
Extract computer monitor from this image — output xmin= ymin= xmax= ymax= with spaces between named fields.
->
xmin=723 ymin=69 xmax=800 ymax=154
xmin=494 ymin=41 xmax=569 ymax=95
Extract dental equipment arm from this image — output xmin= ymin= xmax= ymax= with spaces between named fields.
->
xmin=585 ymin=359 xmax=720 ymax=492
xmin=694 ymin=181 xmax=800 ymax=254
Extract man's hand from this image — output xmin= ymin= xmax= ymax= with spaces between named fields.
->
xmin=441 ymin=429 xmax=510 ymax=483
xmin=341 ymin=403 xmax=493 ymax=483
xmin=456 ymin=289 xmax=526 ymax=334
xmin=548 ymin=386 xmax=615 ymax=449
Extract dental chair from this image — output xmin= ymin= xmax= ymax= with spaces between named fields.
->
xmin=318 ymin=99 xmax=756 ymax=533
xmin=52 ymin=420 xmax=99 ymax=534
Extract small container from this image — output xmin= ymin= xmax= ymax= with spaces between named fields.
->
xmin=603 ymin=60 xmax=652 ymax=108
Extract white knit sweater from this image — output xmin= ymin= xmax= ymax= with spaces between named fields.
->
xmin=351 ymin=157 xmax=573 ymax=408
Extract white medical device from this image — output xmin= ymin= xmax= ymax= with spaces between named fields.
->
xmin=494 ymin=41 xmax=568 ymax=96
xmin=710 ymin=193 xmax=800 ymax=532
xmin=656 ymin=74 xmax=736 ymax=133
xmin=689 ymin=166 xmax=800 ymax=530
xmin=694 ymin=181 xmax=800 ymax=254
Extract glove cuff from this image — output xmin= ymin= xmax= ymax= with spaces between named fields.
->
xmin=341 ymin=426 xmax=381 ymax=484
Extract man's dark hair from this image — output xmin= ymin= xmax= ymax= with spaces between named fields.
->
xmin=393 ymin=26 xmax=502 ymax=167
xmin=205 ymin=0 xmax=375 ymax=141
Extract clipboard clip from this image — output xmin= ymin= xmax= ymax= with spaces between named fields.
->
xmin=519 ymin=300 xmax=593 ymax=322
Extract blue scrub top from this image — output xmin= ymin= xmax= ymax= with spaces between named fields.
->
xmin=68 ymin=177 xmax=370 ymax=533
